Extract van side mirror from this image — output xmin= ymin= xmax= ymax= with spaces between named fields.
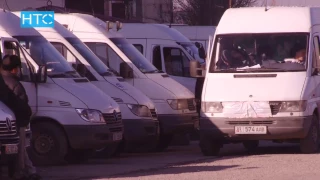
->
xmin=195 ymin=42 xmax=206 ymax=60
xmin=119 ymin=62 xmax=133 ymax=79
xmin=190 ymin=60 xmax=204 ymax=78
xmin=75 ymin=64 xmax=87 ymax=77
xmin=36 ymin=65 xmax=47 ymax=83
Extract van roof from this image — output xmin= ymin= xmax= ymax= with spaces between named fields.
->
xmin=216 ymin=7 xmax=320 ymax=34
xmin=0 ymin=10 xmax=42 ymax=37
xmin=170 ymin=26 xmax=216 ymax=40
xmin=54 ymin=13 xmax=124 ymax=38
xmin=119 ymin=23 xmax=191 ymax=42
xmin=12 ymin=11 xmax=68 ymax=37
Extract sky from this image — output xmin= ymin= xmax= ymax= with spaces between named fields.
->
xmin=255 ymin=0 xmax=320 ymax=6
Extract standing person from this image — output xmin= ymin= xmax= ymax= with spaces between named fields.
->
xmin=1 ymin=55 xmax=41 ymax=180
xmin=195 ymin=63 xmax=205 ymax=116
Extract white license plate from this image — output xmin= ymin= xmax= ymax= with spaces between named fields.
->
xmin=5 ymin=144 xmax=18 ymax=154
xmin=113 ymin=132 xmax=123 ymax=141
xmin=235 ymin=126 xmax=267 ymax=134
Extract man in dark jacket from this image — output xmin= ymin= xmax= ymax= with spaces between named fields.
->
xmin=1 ymin=55 xmax=41 ymax=180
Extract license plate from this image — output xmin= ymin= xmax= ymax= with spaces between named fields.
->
xmin=235 ymin=126 xmax=267 ymax=134
xmin=113 ymin=132 xmax=122 ymax=141
xmin=5 ymin=144 xmax=18 ymax=154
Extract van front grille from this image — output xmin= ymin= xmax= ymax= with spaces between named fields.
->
xmin=269 ymin=102 xmax=282 ymax=115
xmin=0 ymin=120 xmax=18 ymax=139
xmin=187 ymin=99 xmax=196 ymax=111
xmin=150 ymin=109 xmax=157 ymax=120
xmin=102 ymin=112 xmax=122 ymax=125
xmin=226 ymin=121 xmax=274 ymax=125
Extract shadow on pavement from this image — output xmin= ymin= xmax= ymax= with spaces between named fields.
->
xmin=109 ymin=165 xmax=240 ymax=178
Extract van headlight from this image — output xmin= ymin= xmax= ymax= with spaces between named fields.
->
xmin=202 ymin=102 xmax=223 ymax=113
xmin=76 ymin=109 xmax=105 ymax=123
xmin=167 ymin=99 xmax=189 ymax=110
xmin=277 ymin=101 xmax=307 ymax=112
xmin=127 ymin=104 xmax=151 ymax=117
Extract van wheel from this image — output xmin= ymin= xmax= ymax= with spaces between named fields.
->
xmin=154 ymin=134 xmax=173 ymax=152
xmin=29 ymin=122 xmax=68 ymax=166
xmin=7 ymin=154 xmax=17 ymax=178
xmin=199 ymin=135 xmax=221 ymax=156
xmin=300 ymin=114 xmax=319 ymax=154
xmin=243 ymin=140 xmax=259 ymax=153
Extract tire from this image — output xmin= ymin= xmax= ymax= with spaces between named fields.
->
xmin=65 ymin=149 xmax=93 ymax=164
xmin=29 ymin=122 xmax=68 ymax=166
xmin=243 ymin=140 xmax=259 ymax=153
xmin=153 ymin=134 xmax=173 ymax=152
xmin=7 ymin=155 xmax=17 ymax=178
xmin=300 ymin=113 xmax=319 ymax=154
xmin=199 ymin=135 xmax=221 ymax=156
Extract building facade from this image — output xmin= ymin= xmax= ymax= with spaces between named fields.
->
xmin=104 ymin=0 xmax=174 ymax=23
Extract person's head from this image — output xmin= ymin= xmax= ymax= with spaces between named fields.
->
xmin=1 ymin=55 xmax=22 ymax=77
xmin=295 ymin=49 xmax=306 ymax=62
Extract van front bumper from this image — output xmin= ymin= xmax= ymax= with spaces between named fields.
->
xmin=122 ymin=118 xmax=159 ymax=144
xmin=64 ymin=124 xmax=124 ymax=150
xmin=158 ymin=113 xmax=199 ymax=134
xmin=200 ymin=116 xmax=313 ymax=140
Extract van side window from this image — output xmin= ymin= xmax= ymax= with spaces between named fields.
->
xmin=152 ymin=46 xmax=162 ymax=70
xmin=133 ymin=44 xmax=143 ymax=54
xmin=163 ymin=47 xmax=190 ymax=77
xmin=50 ymin=42 xmax=97 ymax=81
xmin=85 ymin=42 xmax=123 ymax=76
xmin=3 ymin=41 xmax=32 ymax=82
xmin=313 ymin=36 xmax=320 ymax=74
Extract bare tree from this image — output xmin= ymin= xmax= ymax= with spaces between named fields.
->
xmin=174 ymin=0 xmax=256 ymax=25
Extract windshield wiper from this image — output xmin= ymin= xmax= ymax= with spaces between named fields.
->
xmin=100 ymin=71 xmax=113 ymax=76
xmin=48 ymin=73 xmax=67 ymax=78
xmin=215 ymin=69 xmax=242 ymax=73
xmin=144 ymin=70 xmax=163 ymax=74
xmin=65 ymin=70 xmax=77 ymax=74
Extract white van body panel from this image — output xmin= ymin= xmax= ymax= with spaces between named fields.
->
xmin=204 ymin=72 xmax=306 ymax=102
xmin=52 ymin=78 xmax=118 ymax=111
xmin=0 ymin=101 xmax=15 ymax=120
xmin=216 ymin=7 xmax=312 ymax=34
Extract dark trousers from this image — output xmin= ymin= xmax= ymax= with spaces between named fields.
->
xmin=195 ymin=77 xmax=205 ymax=115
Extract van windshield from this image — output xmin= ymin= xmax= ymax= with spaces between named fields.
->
xmin=14 ymin=35 xmax=80 ymax=78
xmin=179 ymin=42 xmax=205 ymax=63
xmin=65 ymin=37 xmax=117 ymax=77
xmin=109 ymin=38 xmax=162 ymax=74
xmin=209 ymin=33 xmax=309 ymax=73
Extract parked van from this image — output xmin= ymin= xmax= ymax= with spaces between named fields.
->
xmin=0 ymin=10 xmax=124 ymax=165
xmin=190 ymin=7 xmax=320 ymax=155
xmin=14 ymin=11 xmax=160 ymax=154
xmin=118 ymin=23 xmax=206 ymax=94
xmin=54 ymin=13 xmax=198 ymax=151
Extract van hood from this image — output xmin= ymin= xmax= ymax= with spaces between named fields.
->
xmin=145 ymin=73 xmax=194 ymax=99
xmin=52 ymin=78 xmax=120 ymax=113
xmin=204 ymin=72 xmax=307 ymax=102
xmin=101 ymin=76 xmax=155 ymax=109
